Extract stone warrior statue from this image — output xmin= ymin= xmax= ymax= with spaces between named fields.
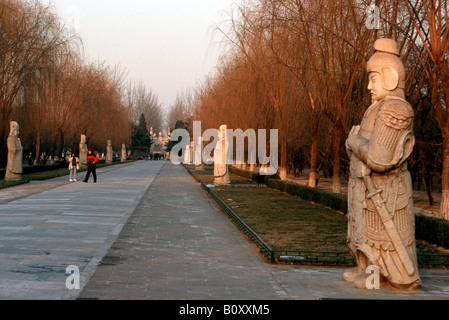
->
xmin=214 ymin=124 xmax=231 ymax=186
xmin=121 ymin=144 xmax=127 ymax=162
xmin=106 ymin=140 xmax=113 ymax=163
xmin=79 ymin=135 xmax=88 ymax=168
xmin=195 ymin=136 xmax=205 ymax=171
xmin=344 ymin=38 xmax=421 ymax=290
xmin=5 ymin=121 xmax=23 ymax=181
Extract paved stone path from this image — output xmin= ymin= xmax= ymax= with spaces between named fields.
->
xmin=1 ymin=160 xmax=449 ymax=300
xmin=0 ymin=161 xmax=164 ymax=299
xmin=79 ymin=162 xmax=285 ymax=300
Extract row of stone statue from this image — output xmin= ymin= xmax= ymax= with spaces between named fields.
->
xmin=183 ymin=125 xmax=231 ymax=186
xmin=4 ymin=38 xmax=422 ymax=291
xmin=79 ymin=135 xmax=127 ymax=167
xmin=4 ymin=130 xmax=127 ymax=182
xmin=198 ymin=39 xmax=423 ymax=291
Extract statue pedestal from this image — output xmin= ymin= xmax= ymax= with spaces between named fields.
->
xmin=214 ymin=173 xmax=231 ymax=186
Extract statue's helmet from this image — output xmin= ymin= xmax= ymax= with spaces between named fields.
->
xmin=367 ymin=38 xmax=406 ymax=91
xmin=10 ymin=121 xmax=19 ymax=135
xmin=218 ymin=124 xmax=227 ymax=139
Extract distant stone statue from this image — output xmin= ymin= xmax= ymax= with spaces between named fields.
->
xmin=214 ymin=125 xmax=231 ymax=186
xmin=345 ymin=38 xmax=421 ymax=290
xmin=106 ymin=140 xmax=113 ymax=163
xmin=184 ymin=144 xmax=190 ymax=164
xmin=121 ymin=144 xmax=127 ymax=162
xmin=5 ymin=121 xmax=23 ymax=181
xmin=195 ymin=136 xmax=205 ymax=171
xmin=79 ymin=135 xmax=88 ymax=168
xmin=190 ymin=141 xmax=194 ymax=164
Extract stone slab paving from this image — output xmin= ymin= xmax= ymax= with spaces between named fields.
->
xmin=1 ymin=160 xmax=449 ymax=300
xmin=79 ymin=162 xmax=449 ymax=300
xmin=0 ymin=161 xmax=164 ymax=299
xmin=79 ymin=161 xmax=284 ymax=300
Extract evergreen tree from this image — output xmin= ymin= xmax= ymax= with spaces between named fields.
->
xmin=165 ymin=120 xmax=187 ymax=153
xmin=131 ymin=113 xmax=153 ymax=156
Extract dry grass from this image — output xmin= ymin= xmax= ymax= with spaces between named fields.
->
xmin=213 ymin=185 xmax=347 ymax=251
xmin=187 ymin=166 xmax=347 ymax=252
xmin=186 ymin=165 xmax=449 ymax=268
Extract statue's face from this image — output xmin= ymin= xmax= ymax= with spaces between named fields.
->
xmin=11 ymin=124 xmax=19 ymax=136
xmin=368 ymin=72 xmax=388 ymax=103
xmin=219 ymin=126 xmax=226 ymax=139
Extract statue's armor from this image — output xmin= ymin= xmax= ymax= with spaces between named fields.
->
xmin=214 ymin=137 xmax=230 ymax=185
xmin=347 ymin=95 xmax=420 ymax=288
xmin=6 ymin=135 xmax=23 ymax=178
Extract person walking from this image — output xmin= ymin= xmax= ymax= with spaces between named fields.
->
xmin=68 ymin=153 xmax=80 ymax=182
xmin=83 ymin=149 xmax=99 ymax=183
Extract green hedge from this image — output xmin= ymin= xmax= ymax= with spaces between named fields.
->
xmin=227 ymin=166 xmax=449 ymax=249
xmin=1 ymin=159 xmax=129 ymax=182
xmin=0 ymin=160 xmax=118 ymax=177
xmin=0 ymin=162 xmax=68 ymax=177
xmin=266 ymin=179 xmax=348 ymax=213
xmin=229 ymin=166 xmax=346 ymax=212
xmin=229 ymin=166 xmax=280 ymax=184
xmin=267 ymin=178 xmax=449 ymax=249
xmin=416 ymin=215 xmax=449 ymax=249
xmin=0 ymin=178 xmax=30 ymax=189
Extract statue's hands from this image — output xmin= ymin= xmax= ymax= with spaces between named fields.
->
xmin=349 ymin=125 xmax=360 ymax=138
xmin=360 ymin=162 xmax=372 ymax=177
xmin=346 ymin=126 xmax=361 ymax=152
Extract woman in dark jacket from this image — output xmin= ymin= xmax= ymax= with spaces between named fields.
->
xmin=83 ymin=149 xmax=99 ymax=183
xmin=68 ymin=153 xmax=80 ymax=182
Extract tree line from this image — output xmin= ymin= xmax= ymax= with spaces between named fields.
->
xmin=0 ymin=0 xmax=164 ymax=166
xmin=191 ymin=0 xmax=448 ymax=219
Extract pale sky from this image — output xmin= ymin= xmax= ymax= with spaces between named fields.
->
xmin=43 ymin=0 xmax=234 ymax=110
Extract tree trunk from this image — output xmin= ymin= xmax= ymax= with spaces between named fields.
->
xmin=332 ymin=121 xmax=343 ymax=194
xmin=34 ymin=133 xmax=41 ymax=166
xmin=59 ymin=128 xmax=65 ymax=160
xmin=440 ymin=136 xmax=449 ymax=220
xmin=0 ymin=108 xmax=11 ymax=167
xmin=280 ymin=133 xmax=288 ymax=181
xmin=439 ymin=65 xmax=449 ymax=220
xmin=430 ymin=65 xmax=449 ymax=220
xmin=420 ymin=155 xmax=434 ymax=206
xmin=308 ymin=114 xmax=319 ymax=188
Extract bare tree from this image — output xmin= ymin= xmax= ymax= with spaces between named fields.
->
xmin=127 ymin=81 xmax=163 ymax=135
xmin=400 ymin=0 xmax=449 ymax=219
xmin=167 ymin=91 xmax=194 ymax=132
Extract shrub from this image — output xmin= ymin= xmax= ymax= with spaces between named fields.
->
xmin=0 ymin=178 xmax=30 ymax=189
xmin=0 ymin=162 xmax=68 ymax=177
xmin=229 ymin=166 xmax=280 ymax=184
xmin=416 ymin=215 xmax=449 ymax=249
xmin=267 ymin=179 xmax=348 ymax=213
xmin=229 ymin=166 xmax=449 ymax=249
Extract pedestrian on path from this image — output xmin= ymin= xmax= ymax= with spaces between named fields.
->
xmin=68 ymin=153 xmax=80 ymax=182
xmin=83 ymin=149 xmax=98 ymax=183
